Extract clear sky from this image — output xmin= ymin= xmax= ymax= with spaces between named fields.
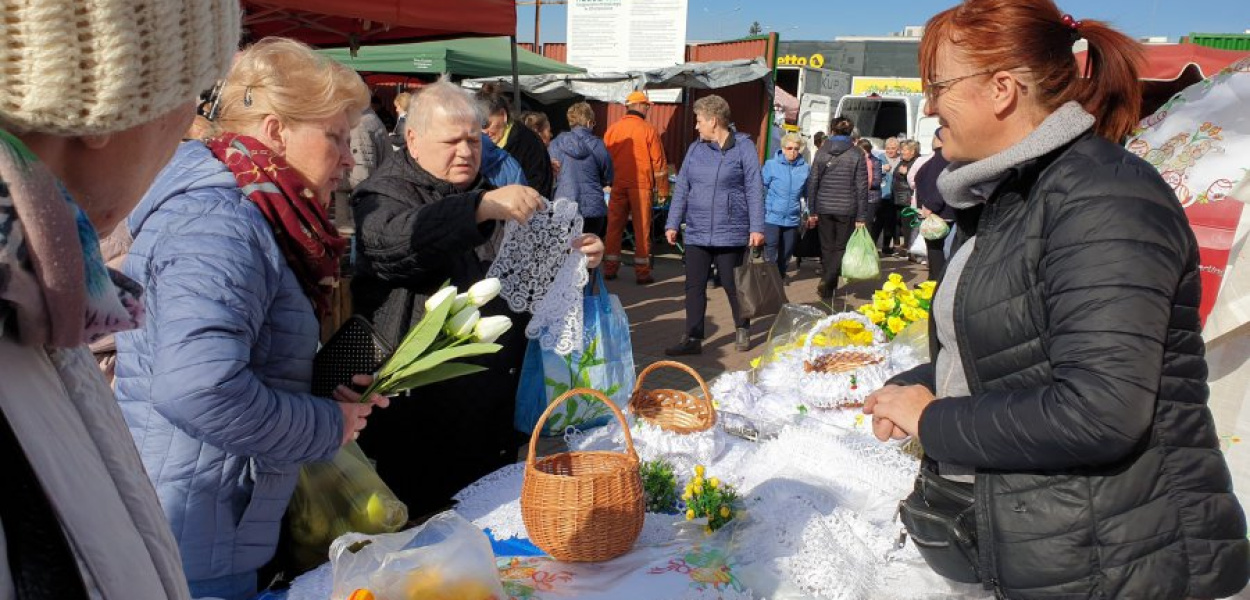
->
xmin=517 ymin=0 xmax=1249 ymax=45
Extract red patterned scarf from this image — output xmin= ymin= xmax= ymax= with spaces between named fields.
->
xmin=205 ymin=133 xmax=346 ymax=318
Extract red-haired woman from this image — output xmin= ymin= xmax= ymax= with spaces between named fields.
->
xmin=863 ymin=0 xmax=1249 ymax=597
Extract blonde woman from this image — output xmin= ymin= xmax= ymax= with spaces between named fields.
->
xmin=548 ymin=101 xmax=613 ymax=236
xmin=113 ymin=38 xmax=388 ymax=599
xmin=761 ymin=132 xmax=809 ymax=278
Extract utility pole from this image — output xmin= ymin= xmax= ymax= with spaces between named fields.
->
xmin=517 ymin=0 xmax=567 ymax=49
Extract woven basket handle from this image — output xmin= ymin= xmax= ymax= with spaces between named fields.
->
xmin=526 ymin=388 xmax=638 ymax=466
xmin=633 ymin=360 xmax=713 ymax=411
xmin=802 ymin=315 xmax=843 ymax=355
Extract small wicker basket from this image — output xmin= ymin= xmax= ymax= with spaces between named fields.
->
xmin=628 ymin=361 xmax=716 ymax=434
xmin=521 ymin=388 xmax=645 ymax=562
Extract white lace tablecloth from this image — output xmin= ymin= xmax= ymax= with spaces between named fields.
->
xmin=288 ymin=405 xmax=991 ymax=600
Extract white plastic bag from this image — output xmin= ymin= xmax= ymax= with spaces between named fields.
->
xmin=329 ymin=511 xmax=504 ymax=600
xmin=909 ymin=234 xmax=928 ymax=260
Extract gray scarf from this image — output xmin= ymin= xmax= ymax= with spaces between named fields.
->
xmin=938 ymin=101 xmax=1096 ymax=209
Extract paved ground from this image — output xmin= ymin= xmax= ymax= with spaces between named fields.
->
xmin=611 ymin=242 xmax=932 ymax=392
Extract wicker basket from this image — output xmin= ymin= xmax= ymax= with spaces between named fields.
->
xmin=521 ymin=388 xmax=645 ymax=562
xmin=628 ymin=361 xmax=716 ymax=434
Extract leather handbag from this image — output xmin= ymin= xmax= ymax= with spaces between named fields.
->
xmin=897 ymin=466 xmax=981 ymax=584
xmin=734 ymin=247 xmax=788 ymax=320
xmin=311 ymin=315 xmax=394 ymax=397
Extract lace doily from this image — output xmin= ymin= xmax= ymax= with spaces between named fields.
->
xmin=565 ymin=418 xmax=730 ymax=481
xmin=486 ymin=198 xmax=588 ymax=355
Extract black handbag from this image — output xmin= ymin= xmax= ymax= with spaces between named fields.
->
xmin=897 ymin=466 xmax=981 ymax=584
xmin=734 ymin=247 xmax=788 ymax=320
xmin=310 ymin=315 xmax=394 ymax=397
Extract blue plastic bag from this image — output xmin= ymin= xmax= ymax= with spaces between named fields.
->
xmin=515 ymin=270 xmax=636 ymax=436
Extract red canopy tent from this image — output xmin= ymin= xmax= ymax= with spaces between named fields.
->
xmin=240 ymin=0 xmax=523 ymax=104
xmin=241 ymin=0 xmax=517 ymax=48
xmin=1076 ymin=43 xmax=1250 ymax=117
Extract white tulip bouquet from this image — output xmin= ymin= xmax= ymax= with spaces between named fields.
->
xmin=358 ymin=278 xmax=512 ymax=400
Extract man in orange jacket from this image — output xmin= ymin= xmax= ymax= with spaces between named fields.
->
xmin=604 ymin=90 xmax=670 ymax=284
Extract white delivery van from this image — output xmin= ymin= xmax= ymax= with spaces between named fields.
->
xmin=834 ymin=93 xmax=936 ymax=155
xmin=776 ymin=65 xmax=853 ymax=160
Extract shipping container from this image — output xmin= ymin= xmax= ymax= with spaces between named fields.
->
xmin=1188 ymin=33 xmax=1250 ymax=52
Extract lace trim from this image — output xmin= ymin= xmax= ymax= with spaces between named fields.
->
xmin=487 ymin=198 xmax=587 ymax=355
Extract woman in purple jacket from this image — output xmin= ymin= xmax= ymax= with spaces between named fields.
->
xmin=664 ymin=95 xmax=765 ymax=355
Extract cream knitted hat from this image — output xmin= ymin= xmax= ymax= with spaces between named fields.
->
xmin=0 ymin=0 xmax=240 ymax=135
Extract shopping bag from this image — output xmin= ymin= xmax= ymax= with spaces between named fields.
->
xmin=841 ymin=227 xmax=881 ymax=281
xmin=330 ymin=511 xmax=504 ymax=600
xmin=284 ymin=442 xmax=408 ymax=572
xmin=909 ymin=233 xmax=928 ymax=259
xmin=515 ymin=270 xmax=636 ymax=436
xmin=920 ymin=213 xmax=951 ymax=240
xmin=735 ymin=248 xmax=788 ymax=320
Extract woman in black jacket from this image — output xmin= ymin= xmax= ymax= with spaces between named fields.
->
xmin=863 ymin=1 xmax=1248 ymax=598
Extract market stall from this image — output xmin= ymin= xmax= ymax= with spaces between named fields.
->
xmin=274 ymin=272 xmax=991 ymax=600
xmin=319 ymin=38 xmax=585 ymax=79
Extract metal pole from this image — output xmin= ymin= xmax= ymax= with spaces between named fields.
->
xmin=534 ymin=0 xmax=542 ymax=49
xmin=509 ymin=35 xmax=522 ymax=109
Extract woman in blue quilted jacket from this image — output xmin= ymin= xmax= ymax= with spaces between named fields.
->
xmin=113 ymin=39 xmax=389 ymax=600
xmin=548 ymin=102 xmax=614 ymax=237
xmin=761 ymin=132 xmax=809 ymax=279
xmin=664 ymin=94 xmax=765 ymax=355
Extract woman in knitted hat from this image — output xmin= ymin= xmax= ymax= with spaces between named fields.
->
xmin=0 ymin=1 xmax=239 ymax=598
xmin=110 ymin=38 xmax=388 ymax=599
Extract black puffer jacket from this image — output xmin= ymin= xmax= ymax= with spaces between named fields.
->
xmin=890 ymin=132 xmax=1248 ymax=599
xmin=350 ymin=151 xmax=530 ymax=517
xmin=806 ymin=136 xmax=869 ymax=220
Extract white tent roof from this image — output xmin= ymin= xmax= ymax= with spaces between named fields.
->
xmin=462 ymin=58 xmax=774 ymax=104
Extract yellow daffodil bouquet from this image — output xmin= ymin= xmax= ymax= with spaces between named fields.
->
xmin=358 ymin=278 xmax=512 ymax=400
xmin=681 ymin=464 xmax=740 ymax=534
xmin=857 ymin=274 xmax=935 ymax=340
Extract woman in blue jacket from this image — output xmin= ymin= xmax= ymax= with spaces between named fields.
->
xmin=664 ymin=95 xmax=765 ymax=355
xmin=548 ymin=102 xmax=614 ymax=236
xmin=114 ymin=39 xmax=388 ymax=600
xmin=761 ymin=133 xmax=809 ymax=279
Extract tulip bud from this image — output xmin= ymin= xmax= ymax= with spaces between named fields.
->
xmin=424 ymin=286 xmax=457 ymax=313
xmin=473 ymin=315 xmax=513 ymax=344
xmin=445 ymin=308 xmax=481 ymax=338
xmin=467 ymin=278 xmax=502 ymax=307
xmin=451 ymin=293 xmax=471 ymax=314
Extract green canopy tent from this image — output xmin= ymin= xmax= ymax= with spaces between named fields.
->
xmin=321 ymin=36 xmax=584 ymax=78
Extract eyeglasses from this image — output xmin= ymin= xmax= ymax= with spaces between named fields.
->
xmin=924 ymin=69 xmax=996 ymax=103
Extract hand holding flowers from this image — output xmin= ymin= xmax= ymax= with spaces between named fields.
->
xmin=358 ymin=278 xmax=512 ymax=400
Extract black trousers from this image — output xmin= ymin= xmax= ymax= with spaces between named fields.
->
xmin=926 ymin=237 xmax=949 ymax=281
xmin=684 ymin=245 xmax=747 ymax=339
xmin=871 ymin=202 xmax=897 ymax=253
xmin=817 ymin=214 xmax=857 ymax=292
xmin=583 ymin=216 xmax=607 ymax=238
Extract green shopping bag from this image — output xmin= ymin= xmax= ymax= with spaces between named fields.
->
xmin=842 ymin=227 xmax=881 ymax=281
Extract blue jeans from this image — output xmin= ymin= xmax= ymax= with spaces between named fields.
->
xmin=188 ymin=572 xmax=257 ymax=600
xmin=763 ymin=224 xmax=798 ymax=278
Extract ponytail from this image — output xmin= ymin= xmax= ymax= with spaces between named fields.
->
xmin=1072 ymin=21 xmax=1144 ymax=141
xmin=920 ymin=0 xmax=1145 ymax=143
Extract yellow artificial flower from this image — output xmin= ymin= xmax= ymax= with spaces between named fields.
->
xmin=686 ymin=509 xmax=695 ymax=521
xmin=916 ymin=308 xmax=929 ymax=320
xmin=709 ymin=477 xmax=720 ymax=489
xmin=682 ymin=490 xmax=693 ymax=501
xmin=720 ymin=505 xmax=731 ymax=518
xmin=919 ymin=280 xmax=937 ymax=291
xmin=837 ymin=319 xmax=864 ymax=333
xmin=888 ymin=316 xmax=907 ymax=335
xmin=857 ymin=304 xmax=876 ymax=317
xmin=901 ymin=294 xmax=920 ymax=308
xmin=853 ymin=331 xmax=875 ymax=345
xmin=750 ymin=357 xmax=761 ymax=369
xmin=692 ymin=482 xmax=703 ymax=495
xmin=867 ymin=309 xmax=885 ymax=325
xmin=883 ymin=280 xmax=905 ymax=292
xmin=915 ymin=287 xmax=934 ymax=301
xmin=694 ymin=465 xmax=705 ymax=478
xmin=889 ymin=273 xmax=904 ymax=284
xmin=873 ymin=296 xmax=894 ymax=312
xmin=873 ymin=290 xmax=892 ymax=302
xmin=901 ymin=306 xmax=919 ymax=322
